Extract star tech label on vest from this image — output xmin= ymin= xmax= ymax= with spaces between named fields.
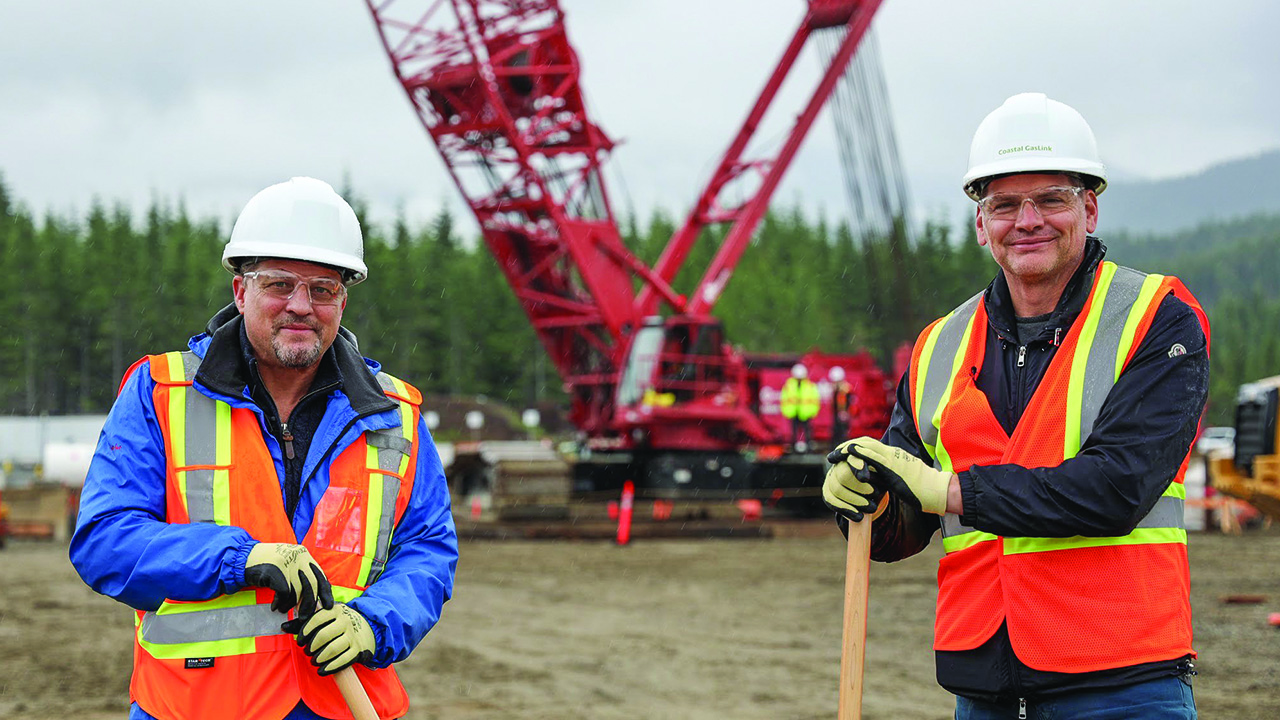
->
xmin=184 ymin=657 xmax=215 ymax=669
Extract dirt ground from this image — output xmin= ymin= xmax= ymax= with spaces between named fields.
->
xmin=2 ymin=526 xmax=1279 ymax=719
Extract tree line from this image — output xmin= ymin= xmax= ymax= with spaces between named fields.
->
xmin=2 ymin=173 xmax=1275 ymax=426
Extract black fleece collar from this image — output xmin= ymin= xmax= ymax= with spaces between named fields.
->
xmin=194 ymin=303 xmax=395 ymax=417
xmin=984 ymin=236 xmax=1107 ymax=345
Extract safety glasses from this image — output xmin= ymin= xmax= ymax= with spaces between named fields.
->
xmin=242 ymin=269 xmax=346 ymax=306
xmin=978 ymin=185 xmax=1085 ymax=220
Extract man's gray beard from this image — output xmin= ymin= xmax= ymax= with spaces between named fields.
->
xmin=272 ymin=337 xmax=322 ymax=369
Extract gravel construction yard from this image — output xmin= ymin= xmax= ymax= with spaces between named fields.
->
xmin=2 ymin=525 xmax=1278 ymax=719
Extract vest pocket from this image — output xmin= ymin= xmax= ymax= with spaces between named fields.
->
xmin=311 ymin=487 xmax=365 ymax=554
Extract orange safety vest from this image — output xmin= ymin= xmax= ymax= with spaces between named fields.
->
xmin=909 ymin=262 xmax=1208 ymax=674
xmin=131 ymin=350 xmax=422 ymax=720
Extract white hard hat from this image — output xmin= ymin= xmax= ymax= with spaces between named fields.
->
xmin=828 ymin=366 xmax=845 ymax=382
xmin=222 ymin=177 xmax=368 ymax=286
xmin=791 ymin=363 xmax=808 ymax=379
xmin=962 ymin=93 xmax=1107 ymax=202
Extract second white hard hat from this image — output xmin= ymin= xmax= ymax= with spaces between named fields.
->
xmin=828 ymin=366 xmax=845 ymax=382
xmin=962 ymin=93 xmax=1107 ymax=202
xmin=222 ymin=177 xmax=368 ymax=286
xmin=791 ymin=363 xmax=808 ymax=379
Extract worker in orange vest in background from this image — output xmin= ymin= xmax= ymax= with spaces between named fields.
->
xmin=828 ymin=366 xmax=855 ymax=444
xmin=70 ymin=177 xmax=458 ymax=720
xmin=822 ymin=94 xmax=1209 ymax=718
xmin=780 ymin=363 xmax=820 ymax=452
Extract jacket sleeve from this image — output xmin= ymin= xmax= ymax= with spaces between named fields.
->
xmin=959 ymin=295 xmax=1209 ymax=538
xmin=68 ymin=361 xmax=256 ymax=611
xmin=866 ymin=372 xmax=942 ymax=562
xmin=348 ymin=417 xmax=458 ymax=667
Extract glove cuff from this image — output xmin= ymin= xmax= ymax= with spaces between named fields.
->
xmin=919 ymin=469 xmax=952 ymax=515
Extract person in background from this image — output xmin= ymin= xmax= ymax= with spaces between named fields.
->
xmin=828 ymin=366 xmax=854 ymax=443
xmin=781 ymin=362 xmax=820 ymax=451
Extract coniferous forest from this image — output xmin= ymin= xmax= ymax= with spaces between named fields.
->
xmin=2 ymin=173 xmax=1276 ymax=427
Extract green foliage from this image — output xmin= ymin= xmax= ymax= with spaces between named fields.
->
xmin=0 ymin=170 xmax=1274 ymax=428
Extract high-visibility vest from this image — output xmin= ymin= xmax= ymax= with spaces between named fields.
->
xmin=780 ymin=378 xmax=820 ymax=421
xmin=131 ymin=350 xmax=421 ymax=720
xmin=909 ymin=262 xmax=1207 ymax=674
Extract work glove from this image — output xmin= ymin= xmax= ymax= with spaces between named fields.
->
xmin=282 ymin=603 xmax=377 ymax=676
xmin=844 ymin=437 xmax=952 ymax=515
xmin=243 ymin=542 xmax=335 ymax=617
xmin=822 ymin=439 xmax=886 ymax=523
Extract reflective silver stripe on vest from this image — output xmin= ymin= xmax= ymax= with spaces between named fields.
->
xmin=141 ymin=604 xmax=284 ymax=645
xmin=368 ymin=474 xmax=402 ymax=583
xmin=365 ymin=427 xmax=409 ymax=585
xmin=918 ymin=291 xmax=984 ymax=458
xmin=941 ymin=513 xmax=972 ymax=539
xmin=1137 ymin=494 xmax=1184 ymax=529
xmin=1077 ymin=265 xmax=1148 ymax=441
xmin=940 ymin=494 xmax=1184 ymax=542
xmin=179 ymin=351 xmax=222 ymax=524
xmin=375 ymin=372 xmax=401 ymax=397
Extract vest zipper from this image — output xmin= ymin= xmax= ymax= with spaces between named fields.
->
xmin=1018 ymin=697 xmax=1027 ymax=719
xmin=281 ymin=422 xmax=295 ymax=460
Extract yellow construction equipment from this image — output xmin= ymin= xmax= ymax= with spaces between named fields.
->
xmin=1207 ymin=376 xmax=1280 ymax=520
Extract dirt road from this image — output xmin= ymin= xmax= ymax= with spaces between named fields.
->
xmin=2 ymin=527 xmax=1278 ymax=719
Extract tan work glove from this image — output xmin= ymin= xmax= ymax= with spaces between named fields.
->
xmin=846 ymin=437 xmax=952 ymax=515
xmin=282 ymin=603 xmax=377 ymax=676
xmin=243 ymin=542 xmax=334 ymax=617
xmin=823 ymin=439 xmax=887 ymax=522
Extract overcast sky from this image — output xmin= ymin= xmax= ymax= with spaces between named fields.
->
xmin=2 ymin=1 xmax=1276 ymax=237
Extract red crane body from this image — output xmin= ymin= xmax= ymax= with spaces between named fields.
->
xmin=366 ymin=0 xmax=892 ymax=499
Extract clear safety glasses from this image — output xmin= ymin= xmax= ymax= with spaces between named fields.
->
xmin=978 ymin=185 xmax=1086 ymax=220
xmin=242 ymin=269 xmax=346 ymax=306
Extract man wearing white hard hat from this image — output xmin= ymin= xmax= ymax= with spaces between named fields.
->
xmin=781 ymin=362 xmax=819 ymax=451
xmin=72 ymin=178 xmax=458 ymax=720
xmin=824 ymin=94 xmax=1209 ymax=717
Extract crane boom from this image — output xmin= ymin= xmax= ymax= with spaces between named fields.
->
xmin=637 ymin=0 xmax=884 ymax=317
xmin=366 ymin=0 xmax=893 ymax=470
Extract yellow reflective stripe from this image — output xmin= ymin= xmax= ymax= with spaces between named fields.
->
xmin=155 ymin=590 xmax=260 ymax=614
xmin=164 ymin=351 xmax=186 ymax=382
xmin=213 ymin=401 xmax=233 ymax=526
xmin=913 ymin=318 xmax=948 ymax=458
xmin=1064 ymin=262 xmax=1117 ymax=458
xmin=169 ymin=384 xmax=189 ymax=517
xmin=137 ymin=591 xmax=260 ymax=660
xmin=1164 ymin=481 xmax=1186 ymax=500
xmin=1114 ymin=274 xmax=1165 ymax=381
xmin=942 ymin=530 xmax=999 ymax=553
xmin=932 ymin=311 xmax=978 ymax=474
xmin=1004 ymin=527 xmax=1187 ymax=555
xmin=358 ymin=444 xmax=382 ymax=586
xmin=139 ymin=633 xmax=256 ymax=660
xmin=333 ymin=585 xmax=364 ymax=604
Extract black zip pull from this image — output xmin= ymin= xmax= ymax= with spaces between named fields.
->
xmin=1018 ymin=697 xmax=1027 ymax=719
xmin=282 ymin=422 xmax=295 ymax=460
xmin=1017 ymin=345 xmax=1027 ymax=368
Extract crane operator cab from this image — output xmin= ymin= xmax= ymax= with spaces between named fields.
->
xmin=616 ymin=316 xmax=730 ymax=413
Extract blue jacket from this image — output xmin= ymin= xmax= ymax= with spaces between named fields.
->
xmin=70 ymin=310 xmax=458 ymax=720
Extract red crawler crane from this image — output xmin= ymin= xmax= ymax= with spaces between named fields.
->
xmin=366 ymin=0 xmax=893 ymax=502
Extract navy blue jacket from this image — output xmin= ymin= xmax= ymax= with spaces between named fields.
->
xmin=870 ymin=238 xmax=1209 ymax=700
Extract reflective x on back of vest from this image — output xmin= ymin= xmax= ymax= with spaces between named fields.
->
xmin=907 ymin=262 xmax=1204 ymax=673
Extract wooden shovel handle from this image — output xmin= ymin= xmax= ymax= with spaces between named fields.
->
xmin=335 ymin=666 xmax=381 ymax=720
xmin=838 ymin=517 xmax=872 ymax=720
